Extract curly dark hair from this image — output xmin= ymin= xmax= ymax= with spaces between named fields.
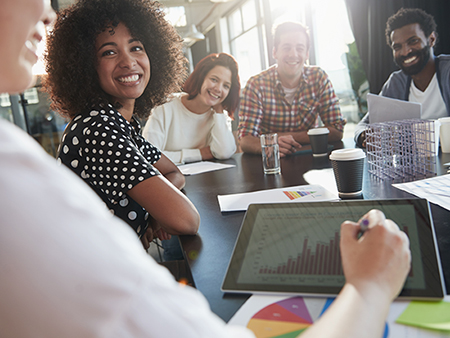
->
xmin=385 ymin=8 xmax=438 ymax=47
xmin=183 ymin=53 xmax=240 ymax=116
xmin=44 ymin=0 xmax=187 ymax=119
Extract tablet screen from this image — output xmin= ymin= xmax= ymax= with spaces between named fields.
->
xmin=222 ymin=199 xmax=445 ymax=299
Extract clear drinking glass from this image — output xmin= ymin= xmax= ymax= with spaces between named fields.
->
xmin=260 ymin=133 xmax=281 ymax=174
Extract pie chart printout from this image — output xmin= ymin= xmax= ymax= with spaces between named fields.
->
xmin=246 ymin=296 xmax=388 ymax=338
xmin=247 ymin=297 xmax=314 ymax=338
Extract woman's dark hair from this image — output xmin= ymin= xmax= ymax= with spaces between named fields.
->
xmin=183 ymin=53 xmax=240 ymax=116
xmin=385 ymin=8 xmax=437 ymax=46
xmin=44 ymin=0 xmax=187 ymax=119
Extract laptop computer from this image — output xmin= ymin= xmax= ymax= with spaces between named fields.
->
xmin=367 ymin=93 xmax=421 ymax=123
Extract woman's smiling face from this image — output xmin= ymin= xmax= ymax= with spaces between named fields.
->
xmin=197 ymin=65 xmax=232 ymax=107
xmin=0 ymin=0 xmax=55 ymax=93
xmin=95 ymin=22 xmax=151 ymax=106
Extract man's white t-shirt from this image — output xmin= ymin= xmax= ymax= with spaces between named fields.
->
xmin=409 ymin=73 xmax=447 ymax=120
xmin=282 ymin=85 xmax=298 ymax=105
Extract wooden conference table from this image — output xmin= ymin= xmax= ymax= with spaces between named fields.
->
xmin=179 ymin=140 xmax=450 ymax=322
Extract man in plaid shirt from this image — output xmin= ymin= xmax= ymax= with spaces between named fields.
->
xmin=238 ymin=21 xmax=346 ymax=156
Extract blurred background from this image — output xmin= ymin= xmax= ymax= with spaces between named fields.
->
xmin=2 ymin=0 xmax=449 ymax=156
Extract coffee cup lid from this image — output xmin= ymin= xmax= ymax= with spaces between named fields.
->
xmin=329 ymin=148 xmax=365 ymax=161
xmin=307 ymin=128 xmax=329 ymax=135
xmin=438 ymin=117 xmax=450 ymax=124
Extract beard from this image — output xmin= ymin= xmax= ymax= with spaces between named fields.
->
xmin=394 ymin=45 xmax=431 ymax=76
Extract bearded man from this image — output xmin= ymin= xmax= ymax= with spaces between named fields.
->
xmin=355 ymin=8 xmax=450 ymax=147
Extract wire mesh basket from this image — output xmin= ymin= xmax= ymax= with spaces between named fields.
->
xmin=365 ymin=119 xmax=437 ymax=181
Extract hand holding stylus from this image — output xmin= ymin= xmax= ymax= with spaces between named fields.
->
xmin=341 ymin=209 xmax=411 ymax=300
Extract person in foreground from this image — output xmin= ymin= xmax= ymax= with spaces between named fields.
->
xmin=44 ymin=0 xmax=199 ymax=249
xmin=143 ymin=53 xmax=239 ymax=165
xmin=238 ymin=21 xmax=346 ymax=157
xmin=1 ymin=0 xmax=411 ymax=336
xmin=355 ymin=7 xmax=450 ymax=147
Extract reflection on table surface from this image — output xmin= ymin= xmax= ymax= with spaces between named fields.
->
xmin=180 ymin=140 xmax=450 ymax=322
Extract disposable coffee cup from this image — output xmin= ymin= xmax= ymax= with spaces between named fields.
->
xmin=307 ymin=128 xmax=329 ymax=157
xmin=329 ymin=149 xmax=366 ymax=198
xmin=438 ymin=117 xmax=450 ymax=153
xmin=260 ymin=133 xmax=281 ymax=174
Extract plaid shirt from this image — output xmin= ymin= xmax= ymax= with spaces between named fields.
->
xmin=238 ymin=65 xmax=346 ymax=138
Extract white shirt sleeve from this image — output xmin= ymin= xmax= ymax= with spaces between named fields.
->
xmin=143 ymin=101 xmax=202 ymax=165
xmin=142 ymin=106 xmax=183 ymax=164
xmin=208 ymin=113 xmax=237 ymax=160
xmin=0 ymin=119 xmax=254 ymax=338
xmin=111 ymin=265 xmax=255 ymax=338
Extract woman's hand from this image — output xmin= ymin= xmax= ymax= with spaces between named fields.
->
xmin=301 ymin=209 xmax=411 ymax=338
xmin=154 ymin=228 xmax=172 ymax=241
xmin=212 ymin=103 xmax=224 ymax=114
xmin=140 ymin=226 xmax=154 ymax=250
xmin=200 ymin=146 xmax=214 ymax=160
xmin=340 ymin=209 xmax=411 ymax=301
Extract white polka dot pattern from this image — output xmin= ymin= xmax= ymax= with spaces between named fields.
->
xmin=57 ymin=104 xmax=161 ymax=237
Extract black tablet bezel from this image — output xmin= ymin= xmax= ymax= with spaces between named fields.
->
xmin=222 ymin=199 xmax=445 ymax=299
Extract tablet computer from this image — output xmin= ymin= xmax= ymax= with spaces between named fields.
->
xmin=222 ymin=199 xmax=445 ymax=299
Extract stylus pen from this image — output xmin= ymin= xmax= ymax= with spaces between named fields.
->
xmin=359 ymin=218 xmax=370 ymax=234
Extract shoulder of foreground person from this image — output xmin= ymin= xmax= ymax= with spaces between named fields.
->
xmin=0 ymin=120 xmax=253 ymax=338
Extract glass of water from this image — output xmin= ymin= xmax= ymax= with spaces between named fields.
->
xmin=260 ymin=133 xmax=280 ymax=174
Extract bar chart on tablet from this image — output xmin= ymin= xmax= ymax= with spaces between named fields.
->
xmin=236 ymin=205 xmax=424 ymax=289
xmin=237 ymin=210 xmax=346 ymax=287
xmin=257 ymin=231 xmax=343 ymax=276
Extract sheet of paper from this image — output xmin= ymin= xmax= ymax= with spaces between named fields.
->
xmin=228 ymin=295 xmax=329 ymax=329
xmin=396 ymin=298 xmax=450 ymax=332
xmin=228 ymin=294 xmax=450 ymax=337
xmin=392 ymin=174 xmax=450 ymax=211
xmin=177 ymin=161 xmax=235 ymax=175
xmin=303 ymin=168 xmax=338 ymax=195
xmin=367 ymin=93 xmax=421 ymax=123
xmin=217 ymin=184 xmax=338 ymax=212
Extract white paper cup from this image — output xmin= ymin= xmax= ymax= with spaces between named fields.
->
xmin=329 ymin=149 xmax=366 ymax=198
xmin=438 ymin=117 xmax=450 ymax=153
xmin=307 ymin=128 xmax=329 ymax=157
xmin=260 ymin=133 xmax=280 ymax=174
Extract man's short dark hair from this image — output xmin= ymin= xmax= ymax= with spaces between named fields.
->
xmin=385 ymin=8 xmax=437 ymax=46
xmin=273 ymin=21 xmax=310 ymax=49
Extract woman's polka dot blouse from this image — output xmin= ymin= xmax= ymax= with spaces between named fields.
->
xmin=57 ymin=104 xmax=161 ymax=237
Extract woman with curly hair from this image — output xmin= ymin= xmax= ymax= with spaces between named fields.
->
xmin=143 ymin=53 xmax=240 ymax=165
xmin=44 ymin=0 xmax=199 ymax=250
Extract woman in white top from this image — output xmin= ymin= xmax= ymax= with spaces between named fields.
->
xmin=143 ymin=53 xmax=240 ymax=164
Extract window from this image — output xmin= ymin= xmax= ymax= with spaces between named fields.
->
xmin=227 ymin=0 xmax=267 ymax=86
xmin=1 ymin=79 xmax=68 ymax=158
xmin=308 ymin=0 xmax=362 ymax=128
xmin=225 ymin=0 xmax=363 ymax=136
xmin=164 ymin=6 xmax=187 ymax=28
xmin=269 ymin=0 xmax=307 ymax=26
